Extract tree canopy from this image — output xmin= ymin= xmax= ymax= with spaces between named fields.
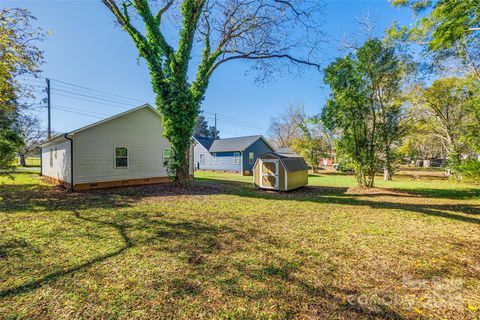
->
xmin=0 ymin=8 xmax=44 ymax=171
xmin=103 ymin=0 xmax=323 ymax=185
xmin=322 ymin=38 xmax=406 ymax=186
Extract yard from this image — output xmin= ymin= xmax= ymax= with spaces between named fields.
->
xmin=1 ymin=170 xmax=480 ymax=319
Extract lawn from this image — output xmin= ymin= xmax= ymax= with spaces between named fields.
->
xmin=1 ymin=171 xmax=480 ymax=319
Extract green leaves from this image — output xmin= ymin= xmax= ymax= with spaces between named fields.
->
xmin=322 ymin=39 xmax=405 ymax=186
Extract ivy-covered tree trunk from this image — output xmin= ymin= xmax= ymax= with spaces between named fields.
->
xmin=102 ymin=0 xmax=323 ymax=186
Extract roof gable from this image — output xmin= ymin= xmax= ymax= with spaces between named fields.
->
xmin=209 ymin=135 xmax=272 ymax=153
xmin=193 ymin=136 xmax=214 ymax=150
xmin=69 ymin=104 xmax=158 ymax=135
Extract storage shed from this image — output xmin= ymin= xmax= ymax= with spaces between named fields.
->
xmin=253 ymin=151 xmax=308 ymax=191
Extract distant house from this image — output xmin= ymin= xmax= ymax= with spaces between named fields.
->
xmin=193 ymin=135 xmax=274 ymax=175
xmin=320 ymin=151 xmax=337 ymax=167
xmin=39 ymin=104 xmax=193 ymax=191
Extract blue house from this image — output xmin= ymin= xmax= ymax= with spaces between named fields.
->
xmin=193 ymin=135 xmax=274 ymax=175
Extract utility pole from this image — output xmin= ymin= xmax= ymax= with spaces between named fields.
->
xmin=214 ymin=113 xmax=217 ymax=140
xmin=46 ymin=78 xmax=51 ymax=139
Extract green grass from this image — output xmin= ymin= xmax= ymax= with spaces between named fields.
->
xmin=13 ymin=157 xmax=41 ymax=167
xmin=1 ymin=170 xmax=480 ymax=319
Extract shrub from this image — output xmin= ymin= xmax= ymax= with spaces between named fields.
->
xmin=457 ymin=159 xmax=480 ymax=184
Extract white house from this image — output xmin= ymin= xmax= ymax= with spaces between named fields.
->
xmin=39 ymin=104 xmax=193 ymax=191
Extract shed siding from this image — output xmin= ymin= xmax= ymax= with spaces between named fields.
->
xmin=286 ymin=170 xmax=309 ymax=191
xmin=73 ymin=107 xmax=188 ymax=184
xmin=243 ymin=139 xmax=274 ymax=174
xmin=253 ymin=153 xmax=308 ymax=191
xmin=41 ymin=140 xmax=71 ymax=183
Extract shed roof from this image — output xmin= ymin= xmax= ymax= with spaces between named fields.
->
xmin=209 ymin=135 xmax=271 ymax=153
xmin=260 ymin=152 xmax=309 ymax=172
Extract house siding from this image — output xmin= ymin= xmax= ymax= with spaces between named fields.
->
xmin=193 ymin=142 xmax=215 ymax=170
xmin=41 ymin=140 xmax=71 ymax=183
xmin=243 ymin=138 xmax=274 ymax=174
xmin=194 ymin=147 xmax=242 ymax=172
xmin=72 ymin=107 xmax=192 ymax=184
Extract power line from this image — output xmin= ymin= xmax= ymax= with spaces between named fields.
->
xmin=51 ymin=106 xmax=105 ymax=119
xmin=53 ymin=92 xmax=132 ymax=110
xmin=50 ymin=78 xmax=146 ymax=104
xmin=52 ymin=104 xmax=114 ymax=117
xmin=52 ymin=87 xmax=138 ymax=107
xmin=21 ymin=75 xmax=269 ymax=136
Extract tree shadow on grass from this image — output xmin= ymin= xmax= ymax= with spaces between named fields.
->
xmin=1 ymin=175 xmax=476 ymax=318
xmin=0 ymin=209 xmax=133 ymax=299
xmin=1 ymin=202 xmax=406 ymax=319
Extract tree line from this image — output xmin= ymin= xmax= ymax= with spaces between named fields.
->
xmin=1 ymin=1 xmax=479 ymax=188
xmin=268 ymin=1 xmax=480 ymax=187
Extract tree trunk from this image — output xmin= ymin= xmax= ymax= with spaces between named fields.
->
xmin=383 ymin=167 xmax=391 ymax=181
xmin=19 ymin=154 xmax=26 ymax=167
xmin=175 ymin=149 xmax=191 ymax=186
xmin=383 ymin=146 xmax=392 ymax=181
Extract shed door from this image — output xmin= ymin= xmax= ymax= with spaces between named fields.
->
xmin=260 ymin=159 xmax=279 ymax=190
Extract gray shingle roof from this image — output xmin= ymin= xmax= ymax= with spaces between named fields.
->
xmin=263 ymin=152 xmax=309 ymax=172
xmin=209 ymin=135 xmax=268 ymax=152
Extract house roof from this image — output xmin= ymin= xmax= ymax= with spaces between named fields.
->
xmin=260 ymin=151 xmax=309 ymax=172
xmin=209 ymin=135 xmax=272 ymax=153
xmin=193 ymin=136 xmax=214 ymax=150
xmin=39 ymin=104 xmax=155 ymax=147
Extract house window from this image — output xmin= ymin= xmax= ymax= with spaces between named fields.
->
xmin=54 ymin=147 xmax=58 ymax=159
xmin=163 ymin=148 xmax=172 ymax=159
xmin=115 ymin=146 xmax=128 ymax=168
xmin=49 ymin=149 xmax=53 ymax=168
xmin=234 ymin=152 xmax=240 ymax=165
xmin=200 ymin=154 xmax=205 ymax=165
xmin=249 ymin=152 xmax=254 ymax=164
xmin=212 ymin=153 xmax=216 ymax=159
xmin=163 ymin=148 xmax=172 ymax=166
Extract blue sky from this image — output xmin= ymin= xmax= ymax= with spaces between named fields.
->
xmin=4 ymin=0 xmax=414 ymax=138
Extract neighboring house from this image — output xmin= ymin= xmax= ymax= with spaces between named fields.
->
xmin=193 ymin=135 xmax=274 ymax=175
xmin=39 ymin=104 xmax=193 ymax=191
xmin=320 ymin=151 xmax=337 ymax=167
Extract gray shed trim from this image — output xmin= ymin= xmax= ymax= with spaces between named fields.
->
xmin=255 ymin=152 xmax=308 ymax=172
xmin=209 ymin=135 xmax=273 ymax=153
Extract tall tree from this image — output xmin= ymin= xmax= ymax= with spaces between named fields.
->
xmin=17 ymin=114 xmax=47 ymax=167
xmin=0 ymin=8 xmax=44 ymax=172
xmin=408 ymin=77 xmax=476 ymax=166
xmin=390 ymin=0 xmax=480 ymax=79
xmin=267 ymin=105 xmax=301 ymax=149
xmin=322 ymin=39 xmax=406 ymax=186
xmin=193 ymin=111 xmax=219 ymax=139
xmin=290 ymin=109 xmax=329 ymax=173
xmin=102 ymin=0 xmax=323 ymax=186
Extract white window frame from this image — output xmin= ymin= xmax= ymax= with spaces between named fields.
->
xmin=249 ymin=152 xmax=254 ymax=164
xmin=199 ymin=154 xmax=205 ymax=165
xmin=163 ymin=148 xmax=172 ymax=160
xmin=234 ymin=152 xmax=240 ymax=165
xmin=49 ymin=148 xmax=53 ymax=168
xmin=114 ymin=146 xmax=129 ymax=168
xmin=212 ymin=153 xmax=216 ymax=159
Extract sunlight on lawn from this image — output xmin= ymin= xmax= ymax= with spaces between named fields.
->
xmin=1 ymin=170 xmax=479 ymax=319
